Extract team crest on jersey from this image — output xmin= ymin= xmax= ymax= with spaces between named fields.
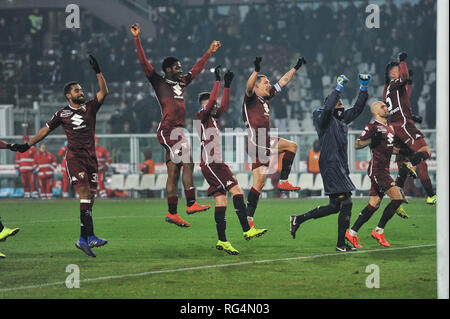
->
xmin=60 ymin=110 xmax=73 ymax=118
xmin=78 ymin=172 xmax=86 ymax=180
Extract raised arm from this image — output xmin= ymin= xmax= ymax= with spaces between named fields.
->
xmin=276 ymin=57 xmax=306 ymax=88
xmin=246 ymin=57 xmax=261 ymax=97
xmin=398 ymin=52 xmax=409 ymax=82
xmin=343 ymin=74 xmax=370 ymax=124
xmin=88 ymin=55 xmax=109 ymax=104
xmin=203 ymin=81 xmax=221 ymax=116
xmin=217 ymin=70 xmax=234 ymax=117
xmin=314 ymin=75 xmax=347 ymax=130
xmin=186 ymin=40 xmax=221 ymax=85
xmin=131 ymin=23 xmax=156 ymax=80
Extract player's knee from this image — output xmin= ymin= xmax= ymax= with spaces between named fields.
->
xmin=215 ymin=195 xmax=227 ymax=207
xmin=369 ymin=197 xmax=381 ymax=209
xmin=329 ymin=201 xmax=341 ymax=214
xmin=183 ymin=162 xmax=194 ymax=172
xmin=290 ymin=142 xmax=298 ymax=153
xmin=229 ymin=185 xmax=243 ymax=196
xmin=253 ymin=180 xmax=265 ymax=192
xmin=75 ymin=183 xmax=90 ymax=199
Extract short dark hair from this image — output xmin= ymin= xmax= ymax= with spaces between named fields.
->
xmin=162 ymin=57 xmax=180 ymax=73
xmin=385 ymin=61 xmax=399 ymax=84
xmin=198 ymin=92 xmax=210 ymax=105
xmin=63 ymin=81 xmax=79 ymax=100
xmin=256 ymin=74 xmax=268 ymax=83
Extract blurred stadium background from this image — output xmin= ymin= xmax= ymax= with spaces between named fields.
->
xmin=0 ymin=0 xmax=437 ymax=199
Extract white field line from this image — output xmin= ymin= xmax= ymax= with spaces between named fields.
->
xmin=0 ymin=243 xmax=436 ymax=293
xmin=6 ymin=215 xmax=153 ymax=224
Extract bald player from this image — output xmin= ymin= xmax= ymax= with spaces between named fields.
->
xmin=346 ymin=101 xmax=406 ymax=248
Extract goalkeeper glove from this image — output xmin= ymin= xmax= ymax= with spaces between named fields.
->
xmin=335 ymin=74 xmax=348 ymax=91
xmin=359 ymin=73 xmax=371 ymax=91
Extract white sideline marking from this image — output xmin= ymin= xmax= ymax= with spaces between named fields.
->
xmin=7 ymin=216 xmax=151 ymax=224
xmin=0 ymin=244 xmax=435 ymax=293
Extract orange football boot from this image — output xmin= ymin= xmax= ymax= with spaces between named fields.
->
xmin=186 ymin=201 xmax=211 ymax=215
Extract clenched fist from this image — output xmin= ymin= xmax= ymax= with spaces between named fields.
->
xmin=208 ymin=41 xmax=221 ymax=54
xmin=130 ymin=23 xmax=140 ymax=38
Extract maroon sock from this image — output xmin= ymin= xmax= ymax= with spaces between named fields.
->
xmin=417 ymin=161 xmax=435 ymax=197
xmin=280 ymin=151 xmax=296 ymax=180
xmin=168 ymin=196 xmax=178 ymax=214
xmin=214 ymin=206 xmax=227 ymax=241
xmin=185 ymin=188 xmax=196 ymax=207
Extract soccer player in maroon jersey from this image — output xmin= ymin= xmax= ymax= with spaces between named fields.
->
xmin=242 ymin=56 xmax=305 ymax=228
xmin=383 ymin=52 xmax=435 ymax=205
xmin=9 ymin=55 xmax=109 ymax=257
xmin=131 ymin=23 xmax=220 ymax=227
xmin=195 ymin=66 xmax=267 ymax=255
xmin=346 ymin=101 xmax=406 ymax=248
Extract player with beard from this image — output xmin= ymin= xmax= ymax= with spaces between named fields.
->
xmin=346 ymin=101 xmax=405 ymax=248
xmin=290 ymin=73 xmax=370 ymax=252
xmin=131 ymin=23 xmax=220 ymax=227
xmin=9 ymin=55 xmax=108 ymax=257
xmin=243 ymin=56 xmax=305 ymax=229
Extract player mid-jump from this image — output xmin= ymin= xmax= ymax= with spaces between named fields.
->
xmin=131 ymin=23 xmax=220 ymax=227
xmin=383 ymin=52 xmax=435 ymax=205
xmin=243 ymin=56 xmax=305 ymax=229
xmin=195 ymin=66 xmax=267 ymax=255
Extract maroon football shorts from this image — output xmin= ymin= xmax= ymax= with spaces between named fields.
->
xmin=201 ymin=162 xmax=238 ymax=197
xmin=246 ymin=135 xmax=280 ymax=170
xmin=392 ymin=121 xmax=428 ymax=152
xmin=66 ymin=156 xmax=98 ymax=193
xmin=157 ymin=127 xmax=191 ymax=165
xmin=369 ymin=170 xmax=396 ymax=198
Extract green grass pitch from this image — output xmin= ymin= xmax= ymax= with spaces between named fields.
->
xmin=0 ymin=197 xmax=436 ymax=299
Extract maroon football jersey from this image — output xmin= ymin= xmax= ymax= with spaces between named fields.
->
xmin=135 ymin=37 xmax=211 ymax=131
xmin=242 ymin=84 xmax=281 ymax=148
xmin=46 ymin=97 xmax=102 ymax=159
xmin=358 ymin=120 xmax=396 ymax=175
xmin=383 ymin=61 xmax=413 ymax=125
xmin=195 ymin=81 xmax=230 ymax=165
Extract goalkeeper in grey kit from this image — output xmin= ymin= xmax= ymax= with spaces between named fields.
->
xmin=290 ymin=73 xmax=371 ymax=251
